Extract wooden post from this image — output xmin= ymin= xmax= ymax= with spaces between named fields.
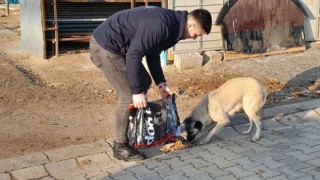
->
xmin=5 ymin=0 xmax=9 ymax=16
xmin=144 ymin=0 xmax=148 ymax=6
xmin=131 ymin=0 xmax=135 ymax=9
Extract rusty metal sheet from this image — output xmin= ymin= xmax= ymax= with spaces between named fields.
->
xmin=217 ymin=0 xmax=307 ymax=54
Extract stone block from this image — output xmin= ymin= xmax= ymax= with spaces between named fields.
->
xmin=0 ymin=153 xmax=49 ymax=173
xmin=0 ymin=173 xmax=10 ymax=180
xmin=11 ymin=165 xmax=48 ymax=180
xmin=203 ymin=51 xmax=223 ymax=63
xmin=44 ymin=140 xmax=111 ymax=162
xmin=45 ymin=159 xmax=85 ymax=179
xmin=174 ymin=52 xmax=203 ymax=70
xmin=77 ymin=153 xmax=111 ymax=172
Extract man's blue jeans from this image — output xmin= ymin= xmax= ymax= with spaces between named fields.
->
xmin=89 ymin=36 xmax=151 ymax=143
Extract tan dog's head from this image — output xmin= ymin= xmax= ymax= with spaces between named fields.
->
xmin=183 ymin=117 xmax=203 ymax=142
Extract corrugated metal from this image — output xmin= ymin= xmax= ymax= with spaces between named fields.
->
xmin=43 ymin=0 xmax=162 ymax=57
xmin=216 ymin=0 xmax=307 ymax=54
xmin=169 ymin=0 xmax=226 ymax=53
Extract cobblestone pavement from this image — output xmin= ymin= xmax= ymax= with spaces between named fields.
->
xmin=1 ymin=99 xmax=320 ymax=180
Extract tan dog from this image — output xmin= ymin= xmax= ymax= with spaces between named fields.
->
xmin=184 ymin=77 xmax=268 ymax=144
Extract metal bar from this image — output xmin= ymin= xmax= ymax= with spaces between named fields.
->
xmin=5 ymin=0 xmax=9 ymax=16
xmin=40 ymin=0 xmax=48 ymax=59
xmin=53 ymin=0 xmax=59 ymax=57
xmin=131 ymin=0 xmax=135 ymax=8
xmin=59 ymin=0 xmax=160 ymax=2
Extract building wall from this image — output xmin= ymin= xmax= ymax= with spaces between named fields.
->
xmin=168 ymin=0 xmax=226 ymax=53
xmin=300 ymin=0 xmax=320 ymax=41
xmin=20 ymin=0 xmax=45 ymax=58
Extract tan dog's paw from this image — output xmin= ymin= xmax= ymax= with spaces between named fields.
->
xmin=242 ymin=130 xmax=251 ymax=135
xmin=251 ymin=136 xmax=260 ymax=142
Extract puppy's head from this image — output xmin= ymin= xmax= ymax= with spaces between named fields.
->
xmin=183 ymin=117 xmax=203 ymax=142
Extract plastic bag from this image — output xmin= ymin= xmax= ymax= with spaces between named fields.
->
xmin=127 ymin=94 xmax=180 ymax=148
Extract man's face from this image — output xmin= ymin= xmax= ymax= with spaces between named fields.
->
xmin=182 ymin=21 xmax=206 ymax=40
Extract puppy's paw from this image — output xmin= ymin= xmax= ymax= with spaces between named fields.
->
xmin=251 ymin=136 xmax=260 ymax=142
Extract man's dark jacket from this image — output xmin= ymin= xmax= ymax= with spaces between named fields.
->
xmin=93 ymin=6 xmax=187 ymax=94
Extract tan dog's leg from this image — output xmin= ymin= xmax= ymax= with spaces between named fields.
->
xmin=243 ymin=98 xmax=264 ymax=141
xmin=201 ymin=104 xmax=230 ymax=144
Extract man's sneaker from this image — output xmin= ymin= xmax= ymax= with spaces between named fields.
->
xmin=112 ymin=141 xmax=146 ymax=161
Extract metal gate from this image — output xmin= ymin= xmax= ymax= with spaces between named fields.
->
xmin=168 ymin=0 xmax=226 ymax=53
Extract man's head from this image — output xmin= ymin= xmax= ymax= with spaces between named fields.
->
xmin=183 ymin=9 xmax=212 ymax=40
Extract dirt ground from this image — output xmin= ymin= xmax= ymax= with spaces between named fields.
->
xmin=0 ymin=9 xmax=319 ymax=159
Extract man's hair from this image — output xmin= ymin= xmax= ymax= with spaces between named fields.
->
xmin=189 ymin=9 xmax=212 ymax=34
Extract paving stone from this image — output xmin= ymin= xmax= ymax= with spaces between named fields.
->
xmin=290 ymin=143 xmax=320 ymax=154
xmin=224 ymin=165 xmax=256 ymax=178
xmin=278 ymin=166 xmax=309 ymax=179
xmin=299 ymin=166 xmax=320 ymax=178
xmin=113 ymin=173 xmax=139 ymax=180
xmin=189 ymin=172 xmax=214 ymax=180
xmin=111 ymin=170 xmax=136 ymax=179
xmin=39 ymin=177 xmax=55 ymax=180
xmin=287 ymin=150 xmax=315 ymax=161
xmin=85 ymin=169 xmax=110 ymax=180
xmin=77 ymin=153 xmax=112 ymax=172
xmin=295 ymin=110 xmax=320 ymax=121
xmin=173 ymin=164 xmax=205 ymax=178
xmin=45 ymin=159 xmax=85 ymax=179
xmin=249 ymin=156 xmax=285 ymax=170
xmin=308 ymin=151 xmax=320 ymax=158
xmin=306 ymin=158 xmax=320 ymax=166
xmin=44 ymin=140 xmax=111 ymax=162
xmin=139 ymin=173 xmax=165 ymax=180
xmin=240 ymin=175 xmax=264 ymax=180
xmin=127 ymin=164 xmax=155 ymax=176
xmin=0 ymin=173 xmax=10 ymax=180
xmin=267 ymin=175 xmax=290 ymax=180
xmin=232 ymin=157 xmax=260 ymax=167
xmin=183 ymin=157 xmax=214 ymax=168
xmin=279 ymin=157 xmax=313 ymax=170
xmin=11 ymin=165 xmax=48 ymax=179
xmin=161 ymin=157 xmax=190 ymax=168
xmin=205 ymin=146 xmax=242 ymax=160
xmin=206 ymin=155 xmax=237 ymax=169
xmin=215 ymin=174 xmax=238 ymax=180
xmin=295 ymin=175 xmax=315 ymax=180
xmin=243 ymin=165 xmax=282 ymax=179
xmin=163 ymin=172 xmax=188 ymax=180
xmin=89 ymin=175 xmax=114 ymax=180
xmin=157 ymin=168 xmax=184 ymax=178
xmin=151 ymin=164 xmax=171 ymax=175
xmin=198 ymin=165 xmax=229 ymax=178
xmin=0 ymin=152 xmax=49 ymax=173
xmin=63 ymin=175 xmax=87 ymax=180
xmin=293 ymin=100 xmax=320 ymax=111
xmin=143 ymin=159 xmax=165 ymax=169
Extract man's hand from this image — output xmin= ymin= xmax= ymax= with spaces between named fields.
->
xmin=158 ymin=83 xmax=172 ymax=99
xmin=132 ymin=93 xmax=147 ymax=109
